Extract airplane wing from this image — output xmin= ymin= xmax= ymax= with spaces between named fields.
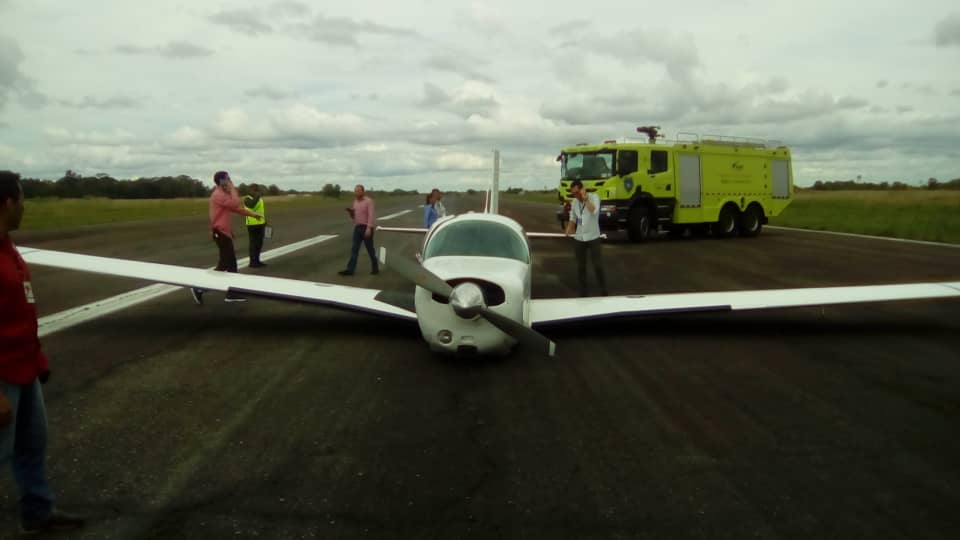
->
xmin=525 ymin=232 xmax=607 ymax=239
xmin=529 ymin=282 xmax=960 ymax=326
xmin=17 ymin=247 xmax=417 ymax=321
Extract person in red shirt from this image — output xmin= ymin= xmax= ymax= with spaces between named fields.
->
xmin=338 ymin=184 xmax=379 ymax=276
xmin=190 ymin=171 xmax=261 ymax=304
xmin=0 ymin=170 xmax=85 ymax=533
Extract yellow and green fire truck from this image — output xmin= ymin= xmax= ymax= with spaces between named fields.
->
xmin=557 ymin=126 xmax=794 ymax=241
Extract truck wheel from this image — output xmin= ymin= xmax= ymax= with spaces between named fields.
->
xmin=739 ymin=205 xmax=763 ymax=237
xmin=715 ymin=205 xmax=739 ymax=238
xmin=627 ymin=205 xmax=650 ymax=242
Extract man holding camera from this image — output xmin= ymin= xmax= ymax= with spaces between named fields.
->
xmin=565 ymin=179 xmax=608 ymax=297
xmin=191 ymin=171 xmax=262 ymax=304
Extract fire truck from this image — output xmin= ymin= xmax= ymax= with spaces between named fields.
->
xmin=557 ymin=126 xmax=794 ymax=240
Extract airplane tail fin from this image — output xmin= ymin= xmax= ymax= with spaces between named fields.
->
xmin=483 ymin=149 xmax=500 ymax=214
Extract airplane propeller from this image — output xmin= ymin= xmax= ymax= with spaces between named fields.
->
xmin=378 ymin=247 xmax=557 ymax=357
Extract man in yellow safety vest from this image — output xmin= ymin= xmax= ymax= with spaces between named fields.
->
xmin=243 ymin=184 xmax=267 ymax=268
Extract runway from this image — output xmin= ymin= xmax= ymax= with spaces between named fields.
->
xmin=3 ymin=194 xmax=959 ymax=539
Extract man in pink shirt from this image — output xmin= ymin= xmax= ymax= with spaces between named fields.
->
xmin=338 ymin=184 xmax=379 ymax=276
xmin=191 ymin=171 xmax=261 ymax=304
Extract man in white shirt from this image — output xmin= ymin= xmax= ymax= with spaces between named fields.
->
xmin=564 ymin=180 xmax=608 ymax=296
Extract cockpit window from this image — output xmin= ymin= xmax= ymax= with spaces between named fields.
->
xmin=423 ymin=221 xmax=529 ymax=263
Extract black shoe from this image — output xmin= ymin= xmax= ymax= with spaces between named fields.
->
xmin=190 ymin=288 xmax=204 ymax=305
xmin=250 ymin=262 xmax=267 ymax=268
xmin=338 ymin=270 xmax=354 ymax=276
xmin=21 ymin=510 xmax=85 ymax=533
xmin=371 ymin=268 xmax=379 ymax=275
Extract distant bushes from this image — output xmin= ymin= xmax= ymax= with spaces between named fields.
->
xmin=17 ymin=170 xmax=287 ymax=199
xmin=807 ymin=178 xmax=960 ymax=191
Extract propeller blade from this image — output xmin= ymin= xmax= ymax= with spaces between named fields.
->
xmin=480 ymin=307 xmax=556 ymax=357
xmin=378 ymin=247 xmax=453 ymax=298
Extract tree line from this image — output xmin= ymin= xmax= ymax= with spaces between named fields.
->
xmin=16 ymin=170 xmax=285 ymax=199
xmin=807 ymin=178 xmax=960 ymax=191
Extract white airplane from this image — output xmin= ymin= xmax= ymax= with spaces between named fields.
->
xmin=17 ymin=155 xmax=960 ymax=357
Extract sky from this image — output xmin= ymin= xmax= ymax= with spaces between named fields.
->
xmin=1 ymin=0 xmax=958 ymax=192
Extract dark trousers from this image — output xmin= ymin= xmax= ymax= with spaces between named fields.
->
xmin=346 ymin=225 xmax=378 ymax=273
xmin=213 ymin=229 xmax=238 ymax=273
xmin=0 ymin=379 xmax=54 ymax=523
xmin=575 ymin=238 xmax=606 ymax=295
xmin=247 ymin=225 xmax=265 ymax=264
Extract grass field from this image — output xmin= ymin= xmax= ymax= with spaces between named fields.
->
xmin=769 ymin=190 xmax=960 ymax=244
xmin=510 ymin=189 xmax=960 ymax=244
xmin=21 ymin=195 xmax=353 ymax=231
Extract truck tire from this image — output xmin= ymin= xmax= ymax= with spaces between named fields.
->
xmin=739 ymin=205 xmax=763 ymax=237
xmin=627 ymin=205 xmax=650 ymax=242
xmin=715 ymin=205 xmax=739 ymax=238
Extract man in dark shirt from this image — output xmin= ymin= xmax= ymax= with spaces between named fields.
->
xmin=0 ymin=170 xmax=85 ymax=534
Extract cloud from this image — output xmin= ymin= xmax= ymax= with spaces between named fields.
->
xmin=114 ymin=41 xmax=213 ymax=58
xmin=876 ymin=80 xmax=888 ymax=88
xmin=163 ymin=126 xmax=208 ymax=149
xmin=244 ymin=86 xmax=291 ymax=100
xmin=547 ymin=19 xmax=591 ymax=34
xmin=270 ymin=1 xmax=309 ymax=17
xmin=560 ymin=28 xmax=701 ymax=84
xmin=424 ymin=54 xmax=494 ymax=83
xmin=461 ymin=2 xmax=510 ymax=34
xmin=0 ymin=35 xmax=49 ymax=110
xmin=0 ymin=35 xmax=26 ymax=108
xmin=419 ymin=81 xmax=500 ymax=119
xmin=208 ymin=9 xmax=273 ymax=35
xmin=896 ymin=105 xmax=915 ymax=114
xmin=44 ymin=127 xmax=137 ymax=145
xmin=207 ymin=104 xmax=371 ymax=147
xmin=836 ymin=96 xmax=869 ymax=109
xmin=951 ymin=88 xmax=960 ymax=97
xmin=934 ymin=13 xmax=960 ymax=47
xmin=290 ymin=14 xmax=417 ymax=47
xmin=58 ymin=95 xmax=140 ymax=109
xmin=901 ymin=82 xmax=936 ymax=96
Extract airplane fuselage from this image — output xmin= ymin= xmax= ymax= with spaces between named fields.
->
xmin=413 ymin=214 xmax=533 ymax=355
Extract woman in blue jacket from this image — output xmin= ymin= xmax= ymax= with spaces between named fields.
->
xmin=423 ymin=191 xmax=438 ymax=228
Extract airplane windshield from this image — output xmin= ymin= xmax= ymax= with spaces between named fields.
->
xmin=423 ymin=221 xmax=530 ymax=263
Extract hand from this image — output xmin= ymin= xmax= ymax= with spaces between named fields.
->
xmin=364 ymin=227 xmax=372 ymax=239
xmin=254 ymin=214 xmax=262 ymax=220
xmin=0 ymin=392 xmax=11 ymax=429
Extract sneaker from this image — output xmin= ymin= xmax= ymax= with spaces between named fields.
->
xmin=249 ymin=262 xmax=267 ymax=268
xmin=190 ymin=288 xmax=204 ymax=305
xmin=338 ymin=270 xmax=354 ymax=276
xmin=224 ymin=296 xmax=247 ymax=303
xmin=21 ymin=510 xmax=85 ymax=533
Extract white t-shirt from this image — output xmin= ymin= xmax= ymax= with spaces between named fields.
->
xmin=570 ymin=192 xmax=602 ymax=242
xmin=435 ymin=200 xmax=446 ymax=217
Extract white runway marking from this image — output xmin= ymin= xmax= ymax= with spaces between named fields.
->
xmin=379 ymin=210 xmax=412 ymax=221
xmin=767 ymin=226 xmax=959 ymax=249
xmin=37 ymin=234 xmax=337 ymax=337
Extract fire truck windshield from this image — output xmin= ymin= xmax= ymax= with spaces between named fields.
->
xmin=561 ymin=151 xmax=615 ymax=180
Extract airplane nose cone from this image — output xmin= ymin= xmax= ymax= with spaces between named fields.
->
xmin=450 ymin=282 xmax=485 ymax=319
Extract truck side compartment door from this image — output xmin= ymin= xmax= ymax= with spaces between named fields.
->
xmin=772 ymin=160 xmax=791 ymax=198
xmin=678 ymin=154 xmax=702 ymax=208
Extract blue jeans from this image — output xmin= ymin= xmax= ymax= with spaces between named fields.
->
xmin=346 ymin=225 xmax=378 ymax=273
xmin=0 ymin=379 xmax=54 ymax=522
